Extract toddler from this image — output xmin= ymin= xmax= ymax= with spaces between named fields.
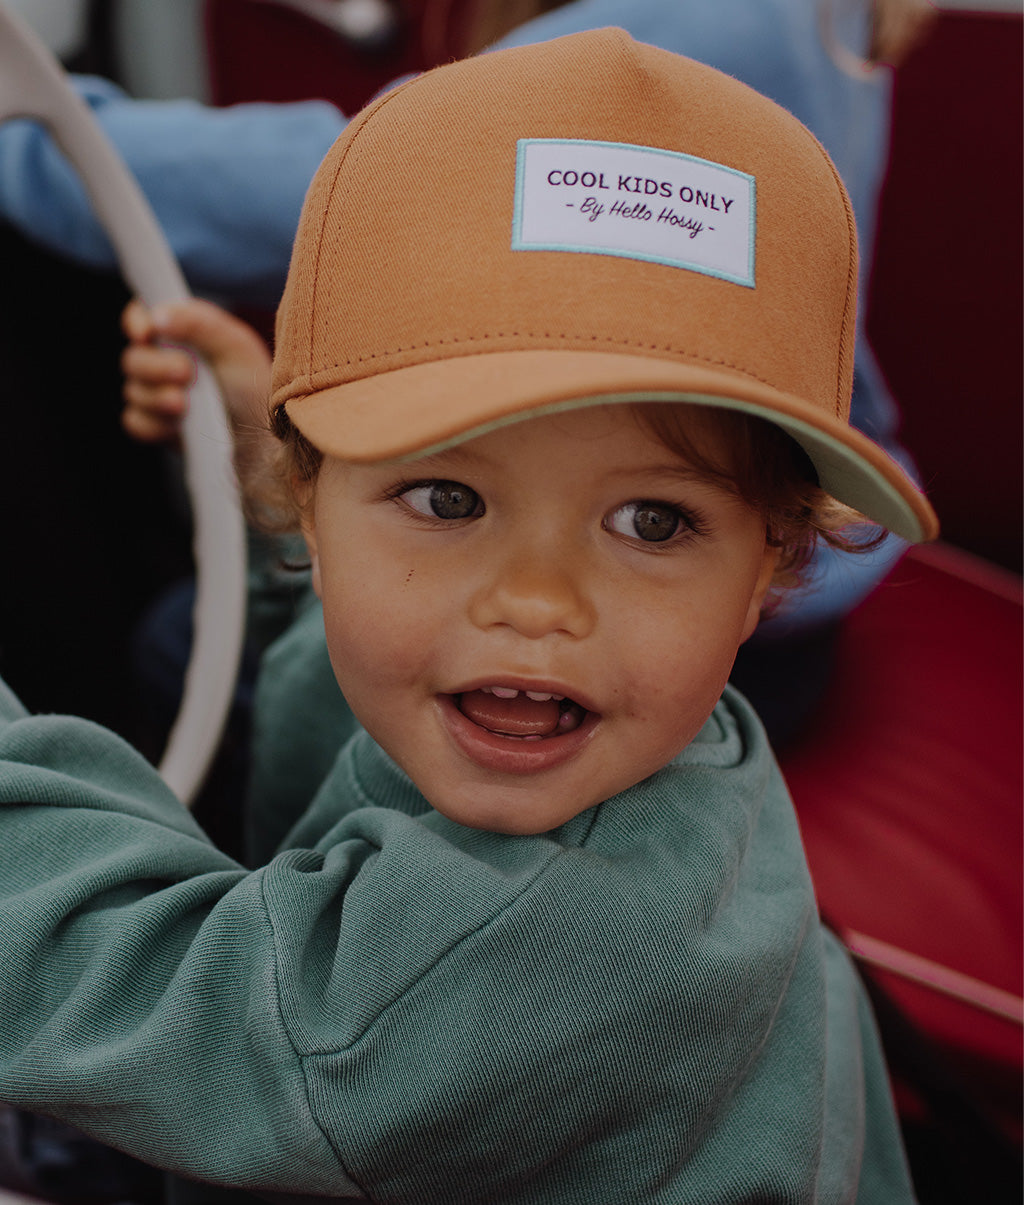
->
xmin=1 ymin=29 xmax=936 ymax=1204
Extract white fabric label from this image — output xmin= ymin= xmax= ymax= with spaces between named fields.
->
xmin=512 ymin=139 xmax=755 ymax=287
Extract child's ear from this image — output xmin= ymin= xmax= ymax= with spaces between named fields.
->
xmin=740 ymin=544 xmax=781 ymax=642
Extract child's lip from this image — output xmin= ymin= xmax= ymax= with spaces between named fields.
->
xmin=436 ymin=690 xmax=600 ymax=776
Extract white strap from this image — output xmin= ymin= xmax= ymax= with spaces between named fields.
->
xmin=0 ymin=3 xmax=247 ymax=806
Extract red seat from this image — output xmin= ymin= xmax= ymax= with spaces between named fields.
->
xmin=782 ymin=542 xmax=1023 ymax=1143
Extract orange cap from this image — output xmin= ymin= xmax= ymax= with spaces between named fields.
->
xmin=272 ymin=28 xmax=937 ymax=543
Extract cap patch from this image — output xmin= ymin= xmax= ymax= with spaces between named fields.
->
xmin=512 ymin=139 xmax=755 ymax=287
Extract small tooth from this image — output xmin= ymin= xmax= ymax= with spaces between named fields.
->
xmin=480 ymin=686 xmax=493 ymax=695
xmin=491 ymin=686 xmax=519 ymax=699
xmin=525 ymin=691 xmax=553 ymax=702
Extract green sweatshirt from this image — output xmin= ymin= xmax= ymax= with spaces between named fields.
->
xmin=0 ymin=657 xmax=913 ymax=1203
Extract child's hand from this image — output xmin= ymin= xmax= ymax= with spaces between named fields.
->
xmin=121 ymin=298 xmax=273 ymax=445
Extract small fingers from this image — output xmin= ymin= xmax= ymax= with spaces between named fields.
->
xmin=120 ymin=296 xmax=273 ymax=447
xmin=121 ymin=401 xmax=186 ymax=445
xmin=121 ymin=341 xmax=196 ymax=388
xmin=121 ymin=340 xmax=193 ymax=445
xmin=122 ymin=296 xmax=159 ymax=344
xmin=123 ymin=375 xmax=190 ymax=416
xmin=121 ymin=301 xmax=190 ymax=444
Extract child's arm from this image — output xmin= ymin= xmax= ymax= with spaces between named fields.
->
xmin=120 ymin=297 xmax=274 ymax=481
xmin=0 ymin=698 xmax=361 ymax=1195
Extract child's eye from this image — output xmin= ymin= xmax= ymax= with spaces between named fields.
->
xmin=605 ymin=500 xmax=692 ymax=543
xmin=398 ymin=480 xmax=483 ymax=520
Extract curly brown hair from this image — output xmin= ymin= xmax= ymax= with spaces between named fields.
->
xmin=631 ymin=403 xmax=883 ymax=612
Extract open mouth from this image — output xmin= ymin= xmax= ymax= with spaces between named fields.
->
xmin=455 ymin=686 xmax=589 ymax=741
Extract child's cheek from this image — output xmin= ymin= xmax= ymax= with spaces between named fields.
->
xmin=621 ymin=612 xmax=741 ymax=721
xmin=319 ymin=566 xmax=435 ymax=693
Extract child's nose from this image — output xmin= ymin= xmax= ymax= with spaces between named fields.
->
xmin=467 ymin=549 xmax=597 ymax=641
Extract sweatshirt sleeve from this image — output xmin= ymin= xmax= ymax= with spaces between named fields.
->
xmin=0 ymin=76 xmax=344 ymax=308
xmin=0 ymin=703 xmax=366 ymax=1199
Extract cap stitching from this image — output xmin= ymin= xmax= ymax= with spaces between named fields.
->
xmin=306 ymin=78 xmax=425 ymax=388
xmin=306 ymin=332 xmax=779 ymax=391
xmin=786 ymin=122 xmax=858 ymax=418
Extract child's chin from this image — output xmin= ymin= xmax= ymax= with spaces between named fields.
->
xmin=429 ymin=793 xmax=589 ymax=837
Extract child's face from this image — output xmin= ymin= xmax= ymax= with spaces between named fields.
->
xmin=302 ymin=404 xmax=778 ymax=834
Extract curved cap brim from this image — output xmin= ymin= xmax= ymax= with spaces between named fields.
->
xmin=285 ymin=349 xmax=939 ymax=544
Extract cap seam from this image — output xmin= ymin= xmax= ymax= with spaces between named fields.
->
xmin=789 ymin=122 xmax=859 ymax=418
xmin=301 ymin=333 xmax=781 ymax=393
xmin=306 ymin=76 xmax=426 ymax=388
